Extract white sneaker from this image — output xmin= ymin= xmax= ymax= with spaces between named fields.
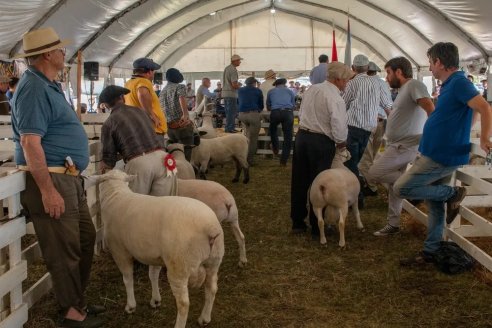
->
xmin=373 ymin=224 xmax=400 ymax=236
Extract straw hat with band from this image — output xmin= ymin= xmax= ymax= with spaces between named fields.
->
xmin=264 ymin=69 xmax=276 ymax=80
xmin=12 ymin=27 xmax=71 ymax=59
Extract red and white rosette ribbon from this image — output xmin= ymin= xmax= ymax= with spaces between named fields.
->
xmin=164 ymin=153 xmax=178 ymax=177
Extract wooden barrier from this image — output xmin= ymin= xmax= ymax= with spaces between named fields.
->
xmin=0 ymin=168 xmax=28 ymax=327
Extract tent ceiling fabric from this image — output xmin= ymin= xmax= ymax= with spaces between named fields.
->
xmin=1 ymin=0 xmax=491 ymax=73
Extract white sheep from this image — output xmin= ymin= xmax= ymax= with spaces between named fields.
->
xmin=166 ymin=143 xmax=196 ymax=179
xmin=177 ymin=178 xmax=247 ymax=266
xmin=191 ymin=134 xmax=250 ymax=183
xmin=197 ymin=110 xmax=217 ymax=139
xmin=309 ymin=149 xmax=364 ymax=247
xmin=97 ymin=169 xmax=224 ymax=328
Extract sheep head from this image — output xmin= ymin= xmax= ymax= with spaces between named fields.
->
xmin=84 ymin=169 xmax=136 ymax=189
xmin=331 ymin=148 xmax=352 ymax=169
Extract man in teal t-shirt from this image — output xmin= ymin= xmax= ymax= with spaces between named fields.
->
xmin=394 ymin=42 xmax=492 ymax=267
xmin=11 ymin=27 xmax=104 ymax=327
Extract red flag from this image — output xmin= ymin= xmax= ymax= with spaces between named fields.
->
xmin=332 ymin=29 xmax=338 ymax=62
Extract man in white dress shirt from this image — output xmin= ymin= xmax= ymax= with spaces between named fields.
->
xmin=290 ymin=62 xmax=354 ymax=238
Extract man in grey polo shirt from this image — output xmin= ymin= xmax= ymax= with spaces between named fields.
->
xmin=367 ymin=56 xmax=434 ymax=236
xmin=11 ymin=27 xmax=103 ymax=327
xmin=222 ymin=54 xmax=242 ymax=133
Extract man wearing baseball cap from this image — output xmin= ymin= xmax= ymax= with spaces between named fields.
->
xmin=124 ymin=57 xmax=167 ymax=146
xmin=342 ymin=54 xmax=392 ymax=208
xmin=11 ymin=27 xmax=104 ymax=327
xmin=99 ymin=85 xmax=176 ymax=197
xmin=222 ymin=54 xmax=243 ymax=133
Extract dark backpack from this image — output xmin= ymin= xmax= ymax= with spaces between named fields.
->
xmin=433 ymin=241 xmax=475 ymax=275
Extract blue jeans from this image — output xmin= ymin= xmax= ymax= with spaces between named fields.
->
xmin=269 ymin=110 xmax=294 ymax=164
xmin=393 ymin=155 xmax=458 ymax=254
xmin=344 ymin=125 xmax=372 ymax=177
xmin=224 ymin=97 xmax=238 ymax=132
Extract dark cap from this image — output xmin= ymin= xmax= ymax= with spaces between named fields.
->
xmin=133 ymin=57 xmax=161 ymax=71
xmin=166 ymin=68 xmax=184 ymax=83
xmin=245 ymin=76 xmax=259 ymax=86
xmin=273 ymin=78 xmax=287 ymax=86
xmin=99 ymin=85 xmax=130 ymax=104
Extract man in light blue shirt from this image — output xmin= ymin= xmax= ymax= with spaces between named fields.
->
xmin=309 ymin=54 xmax=329 ymax=84
xmin=266 ymin=78 xmax=296 ymax=166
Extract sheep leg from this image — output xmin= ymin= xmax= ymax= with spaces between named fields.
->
xmin=112 ymin=253 xmax=137 ymax=313
xmin=242 ymin=166 xmax=250 ymax=184
xmin=352 ymin=203 xmax=364 ymax=231
xmin=148 ymin=265 xmax=162 ymax=308
xmin=168 ymin=276 xmax=190 ymax=328
xmin=232 ymin=158 xmax=241 ymax=183
xmin=199 ymin=163 xmax=208 ymax=180
xmin=197 ymin=265 xmax=220 ymax=327
xmin=314 ymin=207 xmax=327 ymax=245
xmin=338 ymin=208 xmax=346 ymax=248
xmin=230 ymin=221 xmax=247 ymax=267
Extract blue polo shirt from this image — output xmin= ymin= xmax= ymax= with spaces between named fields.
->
xmin=237 ymin=86 xmax=263 ymax=112
xmin=419 ymin=71 xmax=478 ymax=166
xmin=11 ymin=67 xmax=89 ymax=170
xmin=266 ymin=86 xmax=295 ymax=110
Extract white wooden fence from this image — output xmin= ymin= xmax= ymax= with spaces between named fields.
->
xmin=402 ymin=139 xmax=492 ymax=271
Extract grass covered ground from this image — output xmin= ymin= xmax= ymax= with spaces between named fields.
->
xmin=25 ymin=156 xmax=492 ymax=327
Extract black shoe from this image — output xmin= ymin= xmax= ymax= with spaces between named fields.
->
xmin=85 ymin=305 xmax=106 ymax=316
xmin=446 ymin=186 xmax=467 ymax=224
xmin=58 ymin=315 xmax=105 ymax=328
xmin=291 ymin=226 xmax=307 ymax=235
xmin=358 ymin=196 xmax=364 ymax=209
xmin=225 ymin=129 xmax=237 ymax=133
xmin=400 ymin=251 xmax=435 ymax=267
xmin=362 ymin=186 xmax=378 ymax=197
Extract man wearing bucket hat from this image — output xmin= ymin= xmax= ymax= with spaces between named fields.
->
xmin=11 ymin=27 xmax=104 ymax=327
xmin=124 ymin=57 xmax=167 ymax=146
xmin=259 ymin=69 xmax=277 ymax=133
xmin=222 ymin=54 xmax=243 ymax=133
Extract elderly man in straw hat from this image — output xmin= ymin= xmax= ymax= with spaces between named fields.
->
xmin=290 ymin=62 xmax=353 ymax=239
xmin=11 ymin=27 xmax=104 ymax=328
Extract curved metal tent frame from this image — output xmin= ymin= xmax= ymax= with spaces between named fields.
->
xmin=2 ymin=0 xmax=491 ymax=73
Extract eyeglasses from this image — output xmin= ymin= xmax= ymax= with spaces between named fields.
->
xmin=54 ymin=48 xmax=66 ymax=56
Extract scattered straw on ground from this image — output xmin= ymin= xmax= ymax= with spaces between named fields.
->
xmin=25 ymin=156 xmax=492 ymax=327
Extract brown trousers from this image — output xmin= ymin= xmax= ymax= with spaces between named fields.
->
xmin=21 ymin=172 xmax=96 ymax=312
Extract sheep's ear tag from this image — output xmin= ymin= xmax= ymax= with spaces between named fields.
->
xmin=164 ymin=153 xmax=178 ymax=177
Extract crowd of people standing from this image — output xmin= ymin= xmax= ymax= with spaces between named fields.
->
xmin=4 ymin=21 xmax=492 ymax=327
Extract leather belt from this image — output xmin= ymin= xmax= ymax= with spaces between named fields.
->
xmin=126 ymin=148 xmax=163 ymax=163
xmin=17 ymin=165 xmax=80 ymax=177
xmin=299 ymin=127 xmax=323 ymax=135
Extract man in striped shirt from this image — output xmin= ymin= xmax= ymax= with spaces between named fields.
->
xmin=343 ymin=54 xmax=393 ymax=207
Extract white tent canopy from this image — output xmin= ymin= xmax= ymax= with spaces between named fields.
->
xmin=1 ymin=0 xmax=491 ymax=77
